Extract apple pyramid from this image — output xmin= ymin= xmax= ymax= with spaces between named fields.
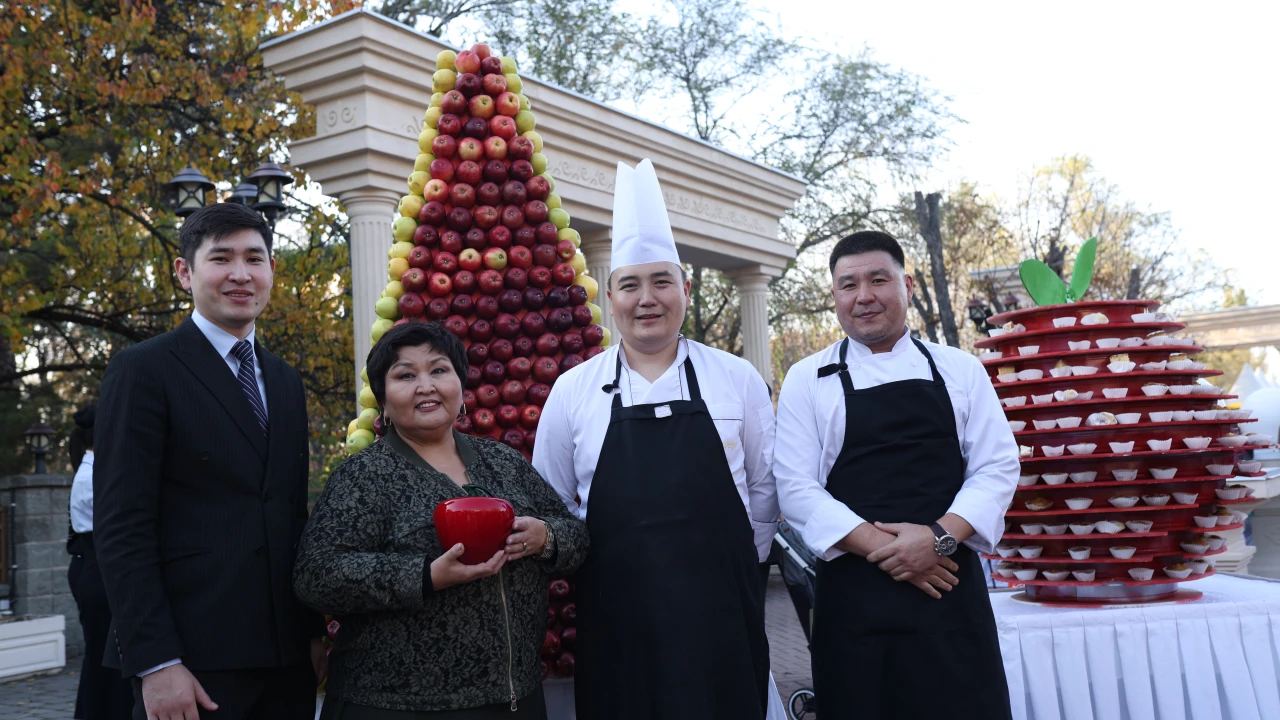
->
xmin=345 ymin=43 xmax=611 ymax=458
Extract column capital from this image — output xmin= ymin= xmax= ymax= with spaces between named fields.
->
xmin=338 ymin=188 xmax=401 ymax=213
xmin=725 ymin=266 xmax=779 ymax=293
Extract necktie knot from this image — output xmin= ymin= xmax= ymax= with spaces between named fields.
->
xmin=232 ymin=340 xmax=254 ymax=364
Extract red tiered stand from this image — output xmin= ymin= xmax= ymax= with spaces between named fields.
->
xmin=976 ymin=300 xmax=1268 ymax=604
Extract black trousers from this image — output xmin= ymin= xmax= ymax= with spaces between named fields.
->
xmin=131 ymin=661 xmax=316 ymax=720
xmin=68 ymin=535 xmax=133 ymax=720
xmin=320 ymin=686 xmax=546 ymax=720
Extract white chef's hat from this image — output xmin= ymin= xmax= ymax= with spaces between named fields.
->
xmin=610 ymin=159 xmax=680 ymax=273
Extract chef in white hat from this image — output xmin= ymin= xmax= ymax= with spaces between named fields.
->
xmin=533 ymin=159 xmax=782 ymax=720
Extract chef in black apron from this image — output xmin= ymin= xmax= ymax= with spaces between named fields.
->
xmin=774 ymin=231 xmax=1019 ymax=719
xmin=532 ymin=159 xmax=784 ymax=719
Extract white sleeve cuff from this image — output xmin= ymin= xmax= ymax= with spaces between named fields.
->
xmin=947 ymin=491 xmax=1007 ymax=554
xmin=138 ymin=658 xmax=182 ymax=677
xmin=803 ymin=500 xmax=865 ymax=562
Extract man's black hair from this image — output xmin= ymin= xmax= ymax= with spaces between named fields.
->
xmin=178 ymin=203 xmax=273 ymax=265
xmin=366 ymin=321 xmax=469 ymax=410
xmin=828 ymin=231 xmax=906 ymax=274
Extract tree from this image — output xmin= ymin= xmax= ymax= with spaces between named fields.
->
xmin=376 ymin=0 xmax=517 ymax=37
xmin=0 ymin=0 xmax=354 ymax=479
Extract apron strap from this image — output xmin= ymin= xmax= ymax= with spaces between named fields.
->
xmin=682 ymin=354 xmax=702 ymax=401
xmin=602 ymin=343 xmax=703 ymax=407
xmin=817 ymin=339 xmax=855 ymax=394
xmin=909 ymin=337 xmax=945 ymax=385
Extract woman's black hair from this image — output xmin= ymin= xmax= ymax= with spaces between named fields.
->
xmin=366 ymin=321 xmax=469 ymax=410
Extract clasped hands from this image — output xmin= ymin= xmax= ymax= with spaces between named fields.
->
xmin=864 ymin=521 xmax=958 ymax=600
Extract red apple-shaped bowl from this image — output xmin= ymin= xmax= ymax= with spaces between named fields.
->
xmin=433 ymin=494 xmax=515 ymax=565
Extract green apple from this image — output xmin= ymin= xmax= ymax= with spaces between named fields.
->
xmin=399 ymin=194 xmax=425 ymax=219
xmin=347 ymin=418 xmax=359 ymax=436
xmin=515 ymin=110 xmax=536 ymax=134
xmin=388 ymin=257 xmax=409 ymax=280
xmin=573 ymin=273 xmax=598 ymax=302
xmin=600 ymin=326 xmax=611 ymax=347
xmin=415 ymin=153 xmax=435 ymax=172
xmin=519 ymin=94 xmax=530 ymax=111
xmin=531 ymin=152 xmax=548 ymax=175
xmin=419 ymin=128 xmax=439 ymax=153
xmin=569 ymin=251 xmax=585 ymax=275
xmin=586 ymin=302 xmax=602 ymax=326
xmin=346 ymin=428 xmax=374 ymax=453
xmin=390 ymin=241 xmax=414 ymax=260
xmin=392 ymin=216 xmax=417 ymax=243
xmin=540 ymin=173 xmax=556 ymax=192
xmin=545 ymin=193 xmax=561 ymax=210
xmin=408 ymin=171 xmax=430 ymax=195
xmin=361 ymin=366 xmax=369 ymax=384
xmin=430 ymin=92 xmax=444 ymax=108
xmin=504 ymin=74 xmax=523 ymax=94
xmin=549 ymin=207 xmax=569 ymax=230
xmin=375 ymin=296 xmax=400 ymax=320
xmin=523 ymin=130 xmax=543 ymax=153
xmin=432 ymin=68 xmax=456 ymax=93
xmin=384 ymin=280 xmax=404 ymax=299
xmin=436 ymin=50 xmax=457 ymax=71
xmin=371 ymin=317 xmax=394 ymax=343
xmin=424 ymin=106 xmax=443 ymax=128
xmin=359 ymin=385 xmax=378 ymax=409
xmin=500 ymin=56 xmax=518 ymax=74
xmin=557 ymin=227 xmax=580 ymax=246
xmin=357 ymin=407 xmax=379 ymax=431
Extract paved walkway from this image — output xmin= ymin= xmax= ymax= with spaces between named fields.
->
xmin=0 ymin=574 xmax=813 ymax=719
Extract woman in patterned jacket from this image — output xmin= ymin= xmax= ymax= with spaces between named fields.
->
xmin=295 ymin=321 xmax=589 ymax=719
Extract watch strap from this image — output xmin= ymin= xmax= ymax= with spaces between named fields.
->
xmin=537 ymin=521 xmax=556 ymax=560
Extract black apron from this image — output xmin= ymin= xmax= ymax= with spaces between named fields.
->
xmin=812 ymin=338 xmax=1011 ymax=720
xmin=574 ymin=351 xmax=769 ymax=720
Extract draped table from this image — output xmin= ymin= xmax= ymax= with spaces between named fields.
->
xmin=992 ymin=573 xmax=1280 ymax=720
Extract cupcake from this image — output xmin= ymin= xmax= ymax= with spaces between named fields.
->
xmin=1026 ymin=497 xmax=1054 ymax=512
xmin=1071 ymin=569 xmax=1097 ymax=582
xmin=1109 ymin=353 xmax=1130 ymax=364
xmin=1065 ymin=497 xmax=1093 ymax=510
xmin=1142 ymin=494 xmax=1171 ymax=507
xmin=1205 ymin=535 xmax=1226 ymax=551
xmin=1109 ymin=546 xmax=1137 ymax=559
xmin=1096 ymin=520 xmax=1126 ymax=534
xmin=1068 ymin=546 xmax=1091 ymax=560
xmin=1086 ymin=412 xmax=1118 ymax=426
xmin=1055 ymin=416 xmax=1083 ymax=429
xmin=1069 ymin=471 xmax=1097 ymax=483
xmin=1180 ymin=541 xmax=1210 ymax=555
xmin=1214 ymin=508 xmax=1235 ymax=526
xmin=1108 ymin=495 xmax=1139 ymax=508
xmin=1172 ymin=491 xmax=1199 ymax=505
xmin=995 ymin=562 xmax=1019 ymax=578
xmin=1067 ymin=443 xmax=1097 ymax=455
xmin=1018 ymin=474 xmax=1040 ymax=487
xmin=1042 ymin=524 xmax=1068 ymax=536
xmin=1193 ymin=515 xmax=1218 ymax=528
xmin=1017 ymin=546 xmax=1044 ymax=559
xmin=1020 ymin=523 xmax=1044 ymax=535
xmin=1014 ymin=568 xmax=1039 ymax=581
xmin=1054 ymin=389 xmax=1079 ymax=402
xmin=1112 ymin=469 xmax=1139 ymax=482
xmin=1128 ymin=567 xmax=1155 ymax=581
xmin=997 ymin=365 xmax=1018 ymax=382
xmin=1068 ymin=523 xmax=1096 ymax=535
xmin=1042 ymin=569 xmax=1071 ymax=582
xmin=1050 ymin=360 xmax=1074 ymax=378
xmin=1124 ymin=520 xmax=1153 ymax=533
xmin=1042 ymin=473 xmax=1069 ymax=485
xmin=1188 ymin=560 xmax=1211 ymax=575
xmin=1042 ymin=445 xmax=1066 ymax=457
xmin=1163 ymin=563 xmax=1193 ymax=579
xmin=1009 ymin=421 xmax=1027 ymax=432
xmin=996 ymin=544 xmax=1020 ymax=558
xmin=1081 ymin=312 xmax=1109 ymax=325
xmin=1150 ymin=468 xmax=1177 ymax=480
xmin=1019 ymin=445 xmax=1034 ymax=458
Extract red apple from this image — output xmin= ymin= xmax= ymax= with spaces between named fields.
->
xmin=437 ymin=113 xmax=463 ymax=136
xmin=450 ymin=183 xmax=476 ymax=208
xmin=514 ymin=226 xmax=537 ymax=248
xmin=489 ymin=338 xmax=514 ymax=362
xmin=510 ymin=160 xmax=534 ymax=182
xmin=469 ymin=95 xmax=496 ymax=120
xmin=508 ymin=245 xmax=533 ymax=269
xmin=475 ymin=295 xmax=499 ymax=320
xmin=568 ymin=285 xmax=589 ymax=306
xmin=502 ymin=205 xmax=525 ymax=229
xmin=427 ymin=296 xmax=451 ymax=319
xmin=419 ymin=200 xmax=447 ymax=224
xmin=487 ymin=225 xmax=513 ymax=249
xmin=494 ymin=93 xmax=520 ymax=118
xmin=504 ymin=267 xmax=528 ymax=290
xmin=455 ymin=50 xmax=481 ymax=75
xmin=528 ymin=266 xmax=553 ymax=289
xmin=571 ymin=305 xmax=593 ymax=327
xmin=446 ymin=207 xmax=473 ymax=232
xmin=466 ymin=365 xmax=482 ymax=389
xmin=497 ymin=404 xmax=520 ymax=428
xmin=454 ymin=414 xmax=472 ymax=434
xmin=560 ymin=354 xmax=584 ymax=374
xmin=524 ymin=200 xmax=549 ymax=224
xmin=535 ymin=222 xmax=559 ymax=245
xmin=470 ymin=319 xmax=494 ymax=343
xmin=525 ymin=428 xmax=537 ymax=452
xmin=520 ymin=405 xmax=541 ymax=429
xmin=552 ymin=263 xmax=576 ymax=287
xmin=465 ymin=227 xmax=487 ymax=250
xmin=483 ymin=360 xmax=507 ymax=384
xmin=546 ymin=286 xmax=570 ymax=307
xmin=430 ymin=158 xmax=455 ymax=182
xmin=532 ymin=243 xmax=557 ymax=267
xmin=471 ymin=43 xmax=492 ymax=60
xmin=524 ymin=175 xmax=550 ymax=200
xmin=450 ymin=293 xmax=474 ymax=316
xmin=508 ymin=136 xmax=535 ymax=160
xmin=472 ymin=406 xmax=495 ymax=431
xmin=439 ymin=231 xmax=463 ymax=255
xmin=484 ymin=136 xmax=507 ymax=160
xmin=584 ymin=345 xmax=606 ymax=361
xmin=555 ymin=240 xmax=576 ymax=261
xmin=456 ymin=72 xmax=482 ymax=98
xmin=431 ymin=134 xmax=457 ymax=159
xmin=428 ymin=272 xmax=453 ymax=297
xmin=476 ymin=383 xmax=501 ymax=408
xmin=433 ymin=251 xmax=458 ymax=274
xmin=522 ymin=286 xmax=546 ymax=310
xmin=453 ymin=269 xmax=477 ymax=293
xmin=480 ymin=55 xmax=503 ymax=76
xmin=532 ymin=356 xmax=560 ymax=384
xmin=433 ymin=495 xmax=514 ymax=565
xmin=535 ymin=332 xmax=561 ymax=356
xmin=527 ymin=383 xmax=551 ymax=406
xmin=501 ymin=380 xmax=527 ymax=405
xmin=522 ymin=312 xmax=547 ymax=337
xmin=493 ymin=313 xmax=520 ymax=339
xmin=463 ymin=117 xmax=489 ymax=139
xmin=467 ymin=343 xmax=488 ymax=366
xmin=412 ymin=223 xmax=439 ymax=247
xmin=561 ymin=331 xmax=584 ymax=354
xmin=462 ymin=389 xmax=478 ymax=413
xmin=490 ymin=114 xmax=518 ymax=138
xmin=512 ymin=336 xmax=535 ymax=358
xmin=401 ymin=267 xmax=428 ymax=293
xmin=483 ymin=160 xmax=509 ymax=184
xmin=398 ymin=292 xmax=425 ymax=317
xmin=441 ymin=90 xmax=467 ymax=114
xmin=424 ymin=179 xmax=450 ymax=203
xmin=501 ymin=427 xmax=526 ymax=451
xmin=472 ymin=205 xmax=499 ymax=230
xmin=482 ymin=72 xmax=507 ymax=96
xmin=443 ymin=314 xmax=468 ymax=337
xmin=478 ymin=269 xmax=505 ymax=295
xmin=408 ymin=245 xmax=432 ymax=269
xmin=583 ymin=325 xmax=604 ymax=346
xmin=477 ymin=182 xmax=502 ymax=206
xmin=457 ymin=137 xmax=484 ymax=162
xmin=457 ymin=160 xmax=483 ymax=186
xmin=501 ymin=181 xmax=527 ymax=206
xmin=507 ymin=356 xmax=532 ymax=380
xmin=483 ymin=247 xmax=508 ymax=270
xmin=498 ymin=289 xmax=523 ymax=313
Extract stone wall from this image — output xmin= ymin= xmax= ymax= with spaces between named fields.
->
xmin=0 ymin=474 xmax=80 ymax=656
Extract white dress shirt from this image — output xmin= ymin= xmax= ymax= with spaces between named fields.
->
xmin=140 ymin=311 xmax=269 ymax=678
xmin=774 ymin=331 xmax=1019 ymax=561
xmin=192 ymin=309 xmax=267 ymax=417
xmin=532 ymin=338 xmax=780 ymax=561
xmin=69 ymin=451 xmax=94 ymax=533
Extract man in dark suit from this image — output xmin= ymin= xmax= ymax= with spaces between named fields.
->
xmin=95 ymin=202 xmax=324 ymax=719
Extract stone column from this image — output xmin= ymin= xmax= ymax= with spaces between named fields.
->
xmin=580 ymin=232 xmax=615 ymax=339
xmin=340 ymin=189 xmax=400 ymax=403
xmin=728 ymin=269 xmax=774 ymax=389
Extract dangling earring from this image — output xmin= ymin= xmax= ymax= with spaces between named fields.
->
xmin=458 ymin=404 xmax=468 ymax=417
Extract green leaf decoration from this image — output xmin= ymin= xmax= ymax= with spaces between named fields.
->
xmin=1019 ymin=259 xmax=1068 ymax=306
xmin=1066 ymin=237 xmax=1097 ymax=302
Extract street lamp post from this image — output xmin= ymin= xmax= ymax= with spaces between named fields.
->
xmin=164 ymin=162 xmax=293 ymax=230
xmin=245 ymin=162 xmax=294 ymax=231
xmin=22 ymin=423 xmax=55 ymax=475
xmin=164 ymin=167 xmax=217 ymax=218
xmin=967 ymin=298 xmax=993 ymax=334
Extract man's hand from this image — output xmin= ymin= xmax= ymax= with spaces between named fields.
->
xmin=142 ymin=663 xmax=217 ymax=720
xmin=898 ymin=558 xmax=960 ymax=599
xmin=866 ymin=522 xmax=938 ymax=578
xmin=310 ymin=638 xmax=328 ymax=686
xmin=430 ymin=543 xmax=507 ymax=591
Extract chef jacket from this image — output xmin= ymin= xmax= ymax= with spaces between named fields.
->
xmin=774 ymin=331 xmax=1019 ymax=561
xmin=533 ymin=338 xmax=780 ymax=561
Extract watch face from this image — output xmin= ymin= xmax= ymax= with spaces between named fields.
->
xmin=937 ymin=536 xmax=958 ymax=556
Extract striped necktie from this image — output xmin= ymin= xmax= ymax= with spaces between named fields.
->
xmin=231 ymin=340 xmax=268 ymax=436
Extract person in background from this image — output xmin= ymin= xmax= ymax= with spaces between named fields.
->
xmin=774 ymin=231 xmax=1018 ymax=719
xmin=66 ymin=403 xmax=133 ymax=720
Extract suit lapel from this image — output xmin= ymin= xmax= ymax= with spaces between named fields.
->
xmin=171 ymin=318 xmax=269 ymax=461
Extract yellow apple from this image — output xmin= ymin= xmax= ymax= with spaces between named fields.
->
xmin=419 ymin=128 xmax=439 ymax=153
xmin=557 ymin=227 xmax=580 ymax=246
xmin=531 ymin=152 xmax=548 ymax=175
xmin=424 ymin=107 xmax=443 ymax=128
xmin=361 ymin=366 xmax=369 ymax=384
xmin=429 ymin=92 xmax=444 ymax=108
xmin=399 ymin=194 xmax=424 ymax=219
xmin=346 ymin=428 xmax=374 ymax=453
xmin=523 ymin=130 xmax=543 ymax=153
xmin=384 ymin=281 xmax=404 ymax=299
xmin=388 ymin=257 xmax=409 ymax=280
xmin=569 ymin=251 xmax=586 ymax=275
xmin=415 ymin=153 xmax=435 ymax=172
xmin=504 ymin=73 xmax=523 ymax=94
xmin=392 ymin=217 xmax=417 ymax=243
xmin=436 ymin=50 xmax=456 ymax=71
xmin=371 ymin=317 xmax=394 ymax=343
xmin=515 ymin=110 xmax=536 ymax=134
xmin=347 ymin=418 xmax=360 ymax=436
xmin=408 ymin=171 xmax=430 ymax=195
xmin=519 ymin=94 xmax=531 ymax=112
xmin=357 ymin=407 xmax=378 ymax=431
xmin=500 ymin=56 xmax=518 ymax=74
xmin=573 ymin=273 xmax=598 ymax=302
xmin=600 ymin=327 xmax=611 ymax=347
xmin=586 ymin=302 xmax=602 ymax=326
xmin=375 ymin=296 xmax=399 ymax=320
xmin=389 ymin=241 xmax=414 ymax=259
xmin=432 ymin=68 xmax=456 ymax=93
xmin=359 ymin=385 xmax=377 ymax=409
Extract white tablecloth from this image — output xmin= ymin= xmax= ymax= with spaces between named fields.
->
xmin=992 ymin=574 xmax=1280 ymax=720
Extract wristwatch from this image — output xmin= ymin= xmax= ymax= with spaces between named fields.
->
xmin=930 ymin=523 xmax=957 ymax=557
xmin=537 ymin=521 xmax=556 ymax=561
